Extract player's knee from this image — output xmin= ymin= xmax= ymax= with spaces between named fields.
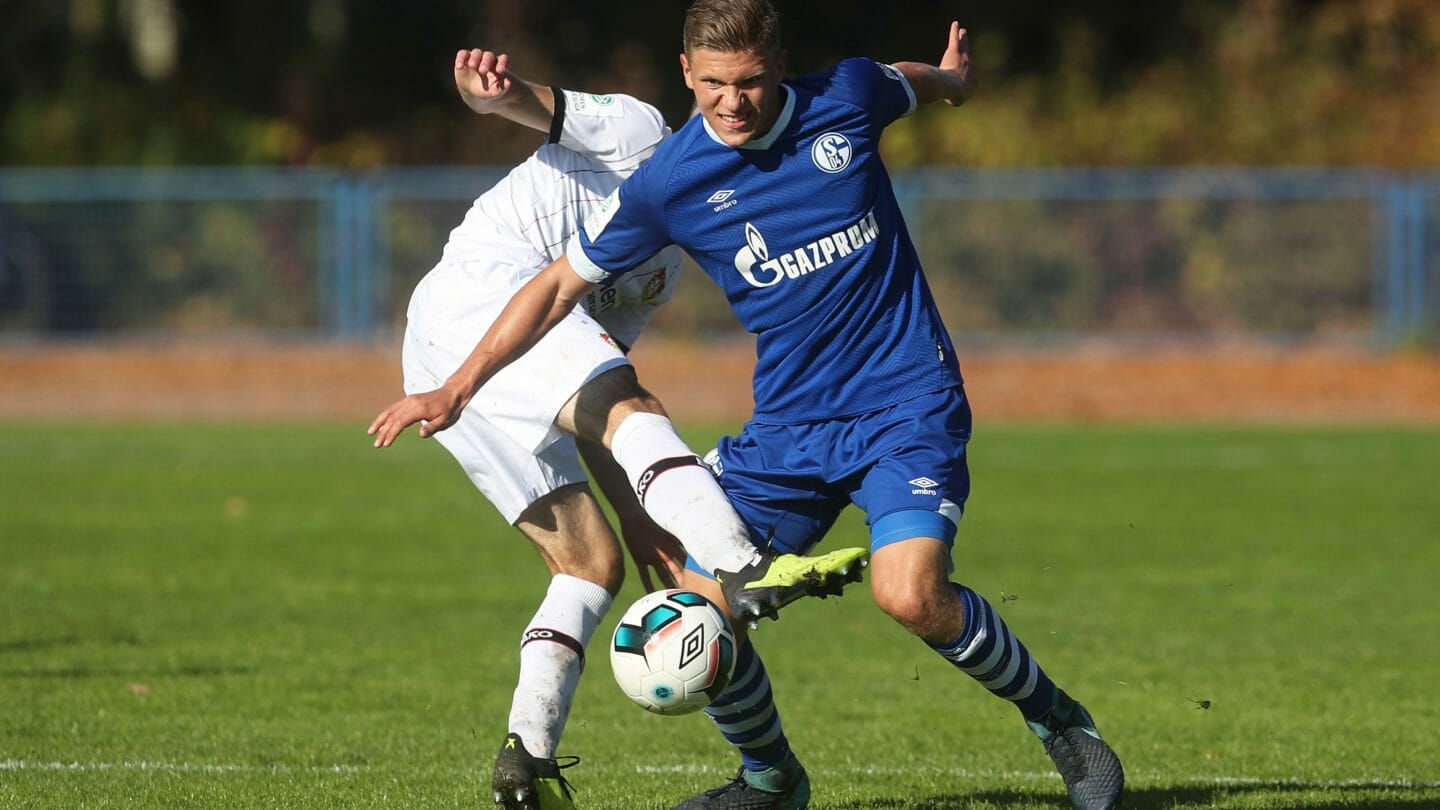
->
xmin=565 ymin=366 xmax=667 ymax=443
xmin=872 ymin=576 xmax=955 ymax=639
xmin=590 ymin=366 xmax=665 ymax=415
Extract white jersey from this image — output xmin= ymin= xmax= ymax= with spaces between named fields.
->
xmin=436 ymin=89 xmax=682 ymax=349
xmin=403 ymin=89 xmax=683 ymax=522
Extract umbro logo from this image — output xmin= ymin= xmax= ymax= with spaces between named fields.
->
xmin=708 ymin=189 xmax=739 ymax=212
xmin=909 ymin=476 xmax=939 ymax=495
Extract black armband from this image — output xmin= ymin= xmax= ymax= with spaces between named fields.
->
xmin=547 ymin=86 xmax=566 ymax=144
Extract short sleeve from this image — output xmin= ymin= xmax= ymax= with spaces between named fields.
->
xmin=569 ymin=159 xmax=673 ymax=285
xmin=827 ymin=57 xmax=917 ymax=129
xmin=551 ymin=90 xmax=670 ymax=167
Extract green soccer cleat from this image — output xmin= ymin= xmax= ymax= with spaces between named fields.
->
xmin=716 ymin=547 xmax=869 ymax=626
xmin=671 ymin=755 xmax=810 ymax=809
xmin=491 ymin=732 xmax=578 ymax=810
xmin=1027 ymin=691 xmax=1125 ymax=810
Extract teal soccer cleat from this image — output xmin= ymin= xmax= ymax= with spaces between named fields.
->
xmin=672 ymin=755 xmax=810 ymax=809
xmin=1028 ymin=692 xmax=1125 ymax=810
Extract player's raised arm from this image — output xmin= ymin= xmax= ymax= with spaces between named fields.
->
xmin=893 ymin=21 xmax=976 ymax=108
xmin=368 ymin=256 xmax=597 ymax=447
xmin=453 ymin=48 xmax=556 ymax=131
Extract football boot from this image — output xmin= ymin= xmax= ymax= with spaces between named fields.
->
xmin=491 ymin=732 xmax=577 ymax=810
xmin=1027 ymin=691 xmax=1125 ymax=810
xmin=716 ymin=548 xmax=869 ymax=626
xmin=672 ymin=755 xmax=810 ymax=810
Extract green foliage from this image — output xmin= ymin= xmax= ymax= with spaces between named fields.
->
xmin=1 ymin=1 xmax=1435 ymax=167
xmin=916 ymin=197 xmax=1374 ymax=336
xmin=2 ymin=198 xmax=322 ymax=334
xmin=2 ymin=423 xmax=1438 ymax=808
xmin=891 ymin=0 xmax=1440 ymax=167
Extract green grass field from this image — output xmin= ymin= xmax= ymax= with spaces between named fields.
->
xmin=2 ymin=423 xmax=1437 ymax=809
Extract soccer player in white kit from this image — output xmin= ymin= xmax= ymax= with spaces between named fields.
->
xmin=368 ymin=49 xmax=868 ymax=810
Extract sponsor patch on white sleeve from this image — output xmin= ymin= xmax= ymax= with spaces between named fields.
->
xmin=583 ymin=188 xmax=621 ymax=243
xmin=566 ymin=91 xmax=625 ymax=118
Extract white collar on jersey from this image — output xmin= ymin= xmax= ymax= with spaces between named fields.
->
xmin=700 ymin=84 xmax=796 ymax=151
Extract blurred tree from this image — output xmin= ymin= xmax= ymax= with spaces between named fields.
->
xmin=0 ymin=0 xmax=1434 ymax=167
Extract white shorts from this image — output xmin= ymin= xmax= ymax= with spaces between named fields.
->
xmin=402 ymin=260 xmax=631 ymax=524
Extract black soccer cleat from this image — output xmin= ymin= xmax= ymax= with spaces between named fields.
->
xmin=1027 ymin=691 xmax=1125 ymax=810
xmin=671 ymin=756 xmax=810 ymax=809
xmin=491 ymin=732 xmax=578 ymax=810
xmin=715 ymin=548 xmax=869 ymax=627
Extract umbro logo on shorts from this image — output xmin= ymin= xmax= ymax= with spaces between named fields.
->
xmin=909 ymin=476 xmax=939 ymax=495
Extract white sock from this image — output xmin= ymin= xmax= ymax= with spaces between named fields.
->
xmin=507 ymin=574 xmax=612 ymax=757
xmin=609 ymin=412 xmax=762 ymax=574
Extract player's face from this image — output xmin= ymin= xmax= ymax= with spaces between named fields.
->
xmin=681 ymin=47 xmax=787 ymax=148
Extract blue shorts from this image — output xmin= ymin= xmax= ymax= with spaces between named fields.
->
xmin=687 ymin=386 xmax=972 ymax=576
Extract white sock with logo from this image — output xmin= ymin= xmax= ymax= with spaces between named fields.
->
xmin=609 ymin=412 xmax=762 ymax=574
xmin=507 ymin=574 xmax=611 ymax=758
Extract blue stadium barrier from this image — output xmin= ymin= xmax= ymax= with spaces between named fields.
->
xmin=0 ymin=167 xmax=1433 ymax=342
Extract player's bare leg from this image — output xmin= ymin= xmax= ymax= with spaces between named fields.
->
xmin=556 ymin=366 xmax=868 ymax=624
xmin=871 ymin=536 xmax=1124 ymax=810
xmin=494 ymin=483 xmax=621 ymax=810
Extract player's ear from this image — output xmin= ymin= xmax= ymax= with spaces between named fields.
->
xmin=680 ymin=52 xmax=694 ymax=89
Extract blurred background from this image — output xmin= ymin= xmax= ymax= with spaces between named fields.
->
xmin=1 ymin=0 xmax=1437 ymax=422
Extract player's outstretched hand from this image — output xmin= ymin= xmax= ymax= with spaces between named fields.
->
xmin=938 ymin=21 xmax=975 ymax=107
xmin=621 ymin=519 xmax=688 ymax=592
xmin=454 ymin=48 xmax=514 ymax=113
xmin=367 ymin=384 xmax=467 ymax=448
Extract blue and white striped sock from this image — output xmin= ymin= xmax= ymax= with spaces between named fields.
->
xmin=703 ymin=642 xmax=790 ymax=772
xmin=931 ymin=583 xmax=1057 ymax=721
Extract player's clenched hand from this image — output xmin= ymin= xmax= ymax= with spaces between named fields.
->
xmin=454 ymin=48 xmax=513 ymax=113
xmin=367 ymin=384 xmax=467 ymax=448
xmin=938 ymin=22 xmax=975 ymax=107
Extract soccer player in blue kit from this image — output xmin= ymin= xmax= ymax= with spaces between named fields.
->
xmin=383 ymin=2 xmax=1125 ymax=808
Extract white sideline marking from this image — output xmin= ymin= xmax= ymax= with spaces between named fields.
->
xmin=7 ymin=760 xmax=1435 ymax=791
xmin=634 ymin=764 xmax=1440 ymax=789
xmin=0 ymin=759 xmax=366 ymax=774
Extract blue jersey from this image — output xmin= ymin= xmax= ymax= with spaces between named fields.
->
xmin=569 ymin=58 xmax=962 ymax=424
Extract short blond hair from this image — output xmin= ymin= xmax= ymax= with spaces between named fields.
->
xmin=682 ymin=0 xmax=782 ymax=58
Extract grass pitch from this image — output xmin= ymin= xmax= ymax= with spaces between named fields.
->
xmin=2 ymin=423 xmax=1437 ymax=808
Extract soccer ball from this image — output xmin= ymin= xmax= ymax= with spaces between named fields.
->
xmin=609 ymin=589 xmax=737 ymax=715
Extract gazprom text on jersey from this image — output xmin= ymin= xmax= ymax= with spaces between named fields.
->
xmin=740 ymin=209 xmax=879 ymax=288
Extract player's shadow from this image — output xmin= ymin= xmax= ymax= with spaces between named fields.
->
xmin=0 ymin=634 xmax=125 ymax=652
xmin=826 ymin=783 xmax=1439 ymax=809
xmin=0 ymin=633 xmax=253 ymax=679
